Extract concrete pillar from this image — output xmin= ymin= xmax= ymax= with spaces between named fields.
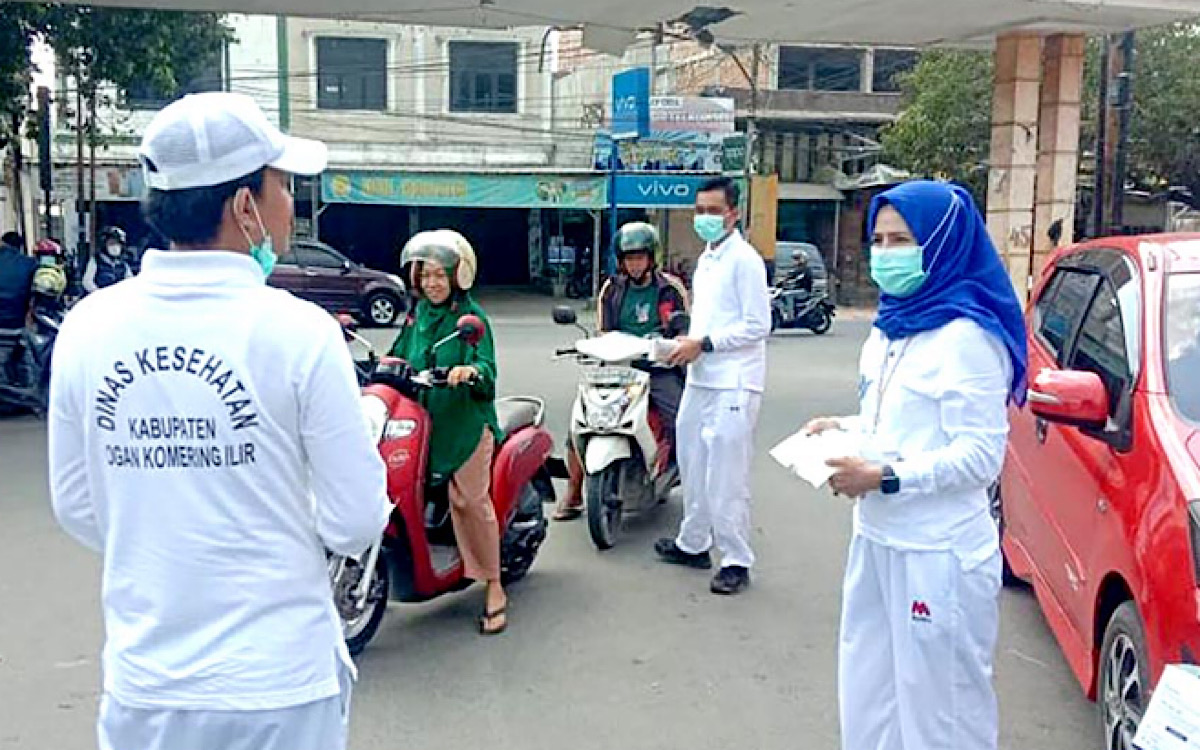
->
xmin=1034 ymin=34 xmax=1085 ymax=279
xmin=986 ymin=33 xmax=1042 ymax=298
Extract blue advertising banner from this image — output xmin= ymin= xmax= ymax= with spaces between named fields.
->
xmin=613 ymin=173 xmax=748 ymax=208
xmin=611 ymin=68 xmax=650 ymax=141
xmin=321 ymin=171 xmax=606 ymax=209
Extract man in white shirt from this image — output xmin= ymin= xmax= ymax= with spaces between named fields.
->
xmin=48 ymin=92 xmax=391 ymax=750
xmin=661 ymin=177 xmax=772 ymax=595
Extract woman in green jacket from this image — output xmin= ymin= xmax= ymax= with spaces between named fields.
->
xmin=390 ymin=230 xmax=506 ymax=635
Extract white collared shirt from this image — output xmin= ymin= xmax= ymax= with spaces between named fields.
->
xmin=842 ymin=318 xmax=1013 ymax=568
xmin=48 ymin=249 xmax=390 ymax=711
xmin=686 ymin=230 xmax=772 ymax=392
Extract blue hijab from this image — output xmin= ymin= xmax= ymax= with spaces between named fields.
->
xmin=869 ymin=180 xmax=1028 ymax=405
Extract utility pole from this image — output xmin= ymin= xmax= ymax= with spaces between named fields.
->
xmin=1111 ymin=31 xmax=1135 ymax=233
xmin=10 ymin=112 xmax=28 ymax=242
xmin=75 ymin=72 xmax=85 ymax=257
xmin=87 ymin=91 xmax=97 ymax=254
xmin=1094 ymin=32 xmax=1136 ymax=237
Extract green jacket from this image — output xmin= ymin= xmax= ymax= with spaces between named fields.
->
xmin=389 ymin=293 xmax=500 ymax=481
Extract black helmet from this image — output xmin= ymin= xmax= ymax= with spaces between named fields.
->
xmin=100 ymin=227 xmax=127 ymax=245
xmin=615 ymin=221 xmax=660 ymax=262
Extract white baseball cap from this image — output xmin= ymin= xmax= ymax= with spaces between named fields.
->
xmin=138 ymin=92 xmax=327 ymax=191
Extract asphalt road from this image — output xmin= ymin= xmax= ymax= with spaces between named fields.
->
xmin=0 ymin=298 xmax=1099 ymax=749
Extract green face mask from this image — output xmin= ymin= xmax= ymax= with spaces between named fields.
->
xmin=239 ymin=194 xmax=277 ymax=278
xmin=870 ymin=245 xmax=927 ymax=298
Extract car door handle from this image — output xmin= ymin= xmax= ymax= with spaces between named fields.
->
xmin=1035 ymin=418 xmax=1048 ymax=444
xmin=303 ymin=270 xmax=319 ymax=277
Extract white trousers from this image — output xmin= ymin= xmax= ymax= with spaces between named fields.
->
xmin=98 ymin=667 xmax=352 ymax=750
xmin=674 ymin=384 xmax=762 ymax=569
xmin=838 ymin=534 xmax=1001 ymax=750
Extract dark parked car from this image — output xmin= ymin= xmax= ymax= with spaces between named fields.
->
xmin=269 ymin=240 xmax=407 ymax=327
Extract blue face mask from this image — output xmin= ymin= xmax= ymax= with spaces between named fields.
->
xmin=870 ymin=244 xmax=927 ymax=297
xmin=693 ymin=214 xmax=727 ymax=243
xmin=240 ymin=195 xmax=277 ymax=278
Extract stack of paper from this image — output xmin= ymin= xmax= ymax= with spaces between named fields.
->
xmin=770 ymin=428 xmax=863 ymax=489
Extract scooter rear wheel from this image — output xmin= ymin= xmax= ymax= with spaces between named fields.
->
xmin=807 ymin=307 xmax=833 ymax=335
xmin=585 ymin=461 xmax=625 ymax=550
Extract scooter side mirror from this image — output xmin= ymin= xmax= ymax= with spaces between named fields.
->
xmin=456 ymin=314 xmax=485 ymax=347
xmin=552 ymin=305 xmax=578 ymax=326
xmin=665 ymin=311 xmax=690 ymax=338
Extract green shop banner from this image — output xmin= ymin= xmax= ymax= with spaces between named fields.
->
xmin=322 ymin=171 xmax=607 ymax=210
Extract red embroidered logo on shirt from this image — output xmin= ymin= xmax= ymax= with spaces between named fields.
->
xmin=911 ymin=600 xmax=932 ymax=622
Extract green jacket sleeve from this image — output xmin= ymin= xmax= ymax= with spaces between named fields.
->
xmin=388 ymin=322 xmax=414 ymax=360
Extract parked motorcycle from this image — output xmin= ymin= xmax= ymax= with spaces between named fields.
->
xmin=551 ymin=305 xmax=684 ymax=550
xmin=332 ymin=315 xmax=555 ymax=655
xmin=770 ymin=284 xmax=835 ymax=334
xmin=0 ymin=308 xmax=62 ymax=416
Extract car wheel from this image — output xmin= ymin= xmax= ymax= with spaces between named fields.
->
xmin=1098 ymin=601 xmax=1149 ymax=750
xmin=365 ymin=292 xmax=400 ymax=327
xmin=988 ymin=481 xmax=1021 ymax=586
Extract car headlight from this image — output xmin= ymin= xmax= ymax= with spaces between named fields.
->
xmin=361 ymin=394 xmax=389 ymax=443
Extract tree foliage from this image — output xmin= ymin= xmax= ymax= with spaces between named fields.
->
xmin=879 ymin=50 xmax=995 ymax=203
xmin=881 ymin=24 xmax=1200 ymax=207
xmin=0 ymin=5 xmax=230 ymax=148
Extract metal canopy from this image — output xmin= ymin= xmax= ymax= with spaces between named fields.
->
xmin=14 ymin=0 xmax=1200 ymax=45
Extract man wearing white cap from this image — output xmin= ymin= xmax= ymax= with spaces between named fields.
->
xmin=47 ymin=92 xmax=390 ymax=750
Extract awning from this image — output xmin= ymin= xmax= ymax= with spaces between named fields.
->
xmin=12 ymin=0 xmax=1199 ymax=46
xmin=778 ymin=183 xmax=843 ymax=202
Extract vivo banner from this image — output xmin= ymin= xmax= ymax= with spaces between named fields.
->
xmin=611 ymin=68 xmax=650 ymax=141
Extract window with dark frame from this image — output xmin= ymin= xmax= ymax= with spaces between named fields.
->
xmin=1034 ymin=267 xmax=1100 ymax=362
xmin=778 ymin=46 xmax=864 ymax=93
xmin=872 ymin=50 xmax=918 ymax=93
xmin=316 ymin=37 xmax=388 ymax=111
xmin=449 ymin=41 xmax=519 ymax=114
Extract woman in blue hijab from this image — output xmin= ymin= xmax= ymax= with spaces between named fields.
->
xmin=806 ymin=180 xmax=1027 ymax=750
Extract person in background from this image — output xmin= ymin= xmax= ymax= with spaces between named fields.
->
xmin=553 ymin=221 xmax=689 ymax=522
xmin=48 ymin=92 xmax=390 ymax=750
xmin=0 ymin=231 xmax=36 ymax=329
xmin=31 ymin=239 xmax=69 ymax=317
xmin=388 ymin=230 xmax=509 ymax=636
xmin=659 ymin=176 xmax=771 ymax=596
xmin=82 ymin=227 xmax=133 ymax=293
xmin=806 ymin=180 xmax=1027 ymax=750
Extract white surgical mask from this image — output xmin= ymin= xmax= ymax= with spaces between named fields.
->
xmin=106 ymin=243 xmax=123 ymax=258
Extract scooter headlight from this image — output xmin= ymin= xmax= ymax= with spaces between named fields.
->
xmin=360 ymin=394 xmax=390 ymax=443
xmin=584 ymin=388 xmax=632 ymax=431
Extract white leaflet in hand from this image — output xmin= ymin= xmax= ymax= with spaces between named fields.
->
xmin=575 ymin=331 xmax=651 ymax=363
xmin=1133 ymin=664 xmax=1200 ymax=749
xmin=650 ymin=337 xmax=681 ymax=364
xmin=770 ymin=429 xmax=863 ymax=489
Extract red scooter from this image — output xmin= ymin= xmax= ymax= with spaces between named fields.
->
xmin=332 ymin=315 xmax=555 ymax=654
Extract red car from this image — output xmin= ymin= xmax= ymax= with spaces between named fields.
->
xmin=998 ymin=233 xmax=1200 ymax=748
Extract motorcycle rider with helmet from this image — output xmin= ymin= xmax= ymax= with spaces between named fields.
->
xmin=553 ymin=221 xmax=690 ymax=522
xmin=0 ymin=231 xmax=36 ymax=330
xmin=82 ymin=227 xmax=133 ymax=293
xmin=31 ymin=239 xmax=69 ymax=316
xmin=784 ymin=249 xmax=814 ymax=295
xmin=388 ymin=229 xmax=509 ymax=636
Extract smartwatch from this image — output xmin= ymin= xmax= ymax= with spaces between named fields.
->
xmin=700 ymin=336 xmax=715 ymax=353
xmin=880 ymin=465 xmax=901 ymax=495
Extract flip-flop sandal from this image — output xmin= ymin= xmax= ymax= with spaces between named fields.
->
xmin=553 ymin=506 xmax=584 ymax=522
xmin=479 ymin=606 xmax=508 ymax=636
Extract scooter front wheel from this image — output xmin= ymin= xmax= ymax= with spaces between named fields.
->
xmin=331 ymin=552 xmax=390 ymax=656
xmin=585 ymin=461 xmax=625 ymax=550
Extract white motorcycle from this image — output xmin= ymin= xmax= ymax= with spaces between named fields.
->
xmin=552 ymin=306 xmax=685 ymax=550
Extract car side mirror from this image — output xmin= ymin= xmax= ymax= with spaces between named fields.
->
xmin=456 ymin=314 xmax=485 ymax=347
xmin=552 ymin=305 xmax=578 ymax=326
xmin=1027 ymin=369 xmax=1108 ymax=430
xmin=666 ymin=311 xmax=690 ymax=338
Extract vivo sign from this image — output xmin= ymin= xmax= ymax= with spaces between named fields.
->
xmin=614 ymin=174 xmax=707 ymax=207
xmin=610 ymin=68 xmax=650 ymax=141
